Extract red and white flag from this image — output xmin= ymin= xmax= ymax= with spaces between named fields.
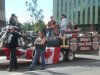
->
xmin=3 ymin=47 xmax=60 ymax=65
xmin=2 ymin=48 xmax=33 ymax=60
xmin=44 ymin=47 xmax=60 ymax=64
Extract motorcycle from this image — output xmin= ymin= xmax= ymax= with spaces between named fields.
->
xmin=0 ymin=26 xmax=36 ymax=49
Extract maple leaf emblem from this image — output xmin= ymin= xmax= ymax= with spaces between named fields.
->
xmin=44 ymin=49 xmax=52 ymax=59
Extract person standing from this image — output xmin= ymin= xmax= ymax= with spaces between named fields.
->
xmin=9 ymin=14 xmax=17 ymax=26
xmin=60 ymin=14 xmax=68 ymax=37
xmin=28 ymin=31 xmax=46 ymax=70
xmin=7 ymin=26 xmax=22 ymax=71
xmin=47 ymin=16 xmax=56 ymax=38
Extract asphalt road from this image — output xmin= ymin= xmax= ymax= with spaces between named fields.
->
xmin=0 ymin=55 xmax=100 ymax=75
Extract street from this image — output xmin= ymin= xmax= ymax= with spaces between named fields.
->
xmin=0 ymin=55 xmax=100 ymax=75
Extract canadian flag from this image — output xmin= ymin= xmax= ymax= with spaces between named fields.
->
xmin=43 ymin=47 xmax=60 ymax=64
xmin=2 ymin=48 xmax=33 ymax=60
xmin=3 ymin=47 xmax=60 ymax=64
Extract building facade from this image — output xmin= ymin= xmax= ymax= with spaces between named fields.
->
xmin=53 ymin=0 xmax=100 ymax=25
xmin=0 ymin=0 xmax=5 ymax=27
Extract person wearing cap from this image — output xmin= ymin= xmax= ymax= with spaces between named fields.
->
xmin=28 ymin=31 xmax=46 ymax=70
xmin=9 ymin=13 xmax=17 ymax=26
xmin=7 ymin=26 xmax=22 ymax=71
xmin=59 ymin=14 xmax=68 ymax=37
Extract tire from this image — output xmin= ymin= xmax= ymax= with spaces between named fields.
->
xmin=23 ymin=37 xmax=33 ymax=49
xmin=31 ymin=36 xmax=37 ymax=45
xmin=59 ymin=51 xmax=65 ymax=62
xmin=66 ymin=51 xmax=75 ymax=62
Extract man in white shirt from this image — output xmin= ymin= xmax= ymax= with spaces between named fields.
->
xmin=60 ymin=14 xmax=68 ymax=37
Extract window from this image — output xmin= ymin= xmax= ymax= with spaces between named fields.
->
xmin=88 ymin=0 xmax=91 ymax=7
xmin=88 ymin=8 xmax=90 ymax=23
xmin=61 ymin=0 xmax=63 ymax=13
xmin=82 ymin=0 xmax=86 ymax=24
xmin=69 ymin=0 xmax=72 ymax=21
xmin=74 ymin=0 xmax=76 ymax=21
xmin=99 ymin=0 xmax=100 ymax=6
xmin=78 ymin=0 xmax=81 ymax=11
xmin=78 ymin=0 xmax=81 ymax=7
xmin=98 ymin=0 xmax=100 ymax=23
xmin=77 ymin=0 xmax=81 ymax=24
xmin=83 ymin=8 xmax=85 ymax=24
xmin=74 ymin=0 xmax=76 ymax=8
xmin=93 ymin=6 xmax=95 ymax=24
xmin=92 ymin=0 xmax=96 ymax=24
xmin=65 ymin=0 xmax=67 ymax=13
xmin=83 ymin=0 xmax=86 ymax=8
xmin=57 ymin=0 xmax=59 ymax=19
xmin=93 ymin=0 xmax=95 ymax=6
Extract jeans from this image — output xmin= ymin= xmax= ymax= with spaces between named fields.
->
xmin=30 ymin=48 xmax=45 ymax=68
xmin=60 ymin=30 xmax=65 ymax=37
xmin=48 ymin=28 xmax=54 ymax=38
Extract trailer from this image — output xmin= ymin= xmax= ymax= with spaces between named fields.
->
xmin=1 ymin=36 xmax=100 ymax=64
xmin=1 ymin=26 xmax=100 ymax=64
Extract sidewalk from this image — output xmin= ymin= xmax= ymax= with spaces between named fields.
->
xmin=0 ymin=56 xmax=32 ymax=67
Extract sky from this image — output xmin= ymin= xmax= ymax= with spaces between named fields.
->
xmin=5 ymin=0 xmax=53 ymax=24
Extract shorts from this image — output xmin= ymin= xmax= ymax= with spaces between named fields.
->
xmin=60 ymin=30 xmax=65 ymax=36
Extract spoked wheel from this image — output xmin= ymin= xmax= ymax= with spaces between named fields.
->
xmin=66 ymin=51 xmax=75 ymax=62
xmin=59 ymin=51 xmax=65 ymax=62
xmin=24 ymin=37 xmax=33 ymax=48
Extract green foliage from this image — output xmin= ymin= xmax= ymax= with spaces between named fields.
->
xmin=21 ymin=22 xmax=33 ymax=31
xmin=17 ymin=23 xmax=22 ymax=29
xmin=26 ymin=0 xmax=44 ymax=23
xmin=32 ymin=20 xmax=46 ymax=32
xmin=25 ymin=0 xmax=45 ymax=32
xmin=22 ymin=20 xmax=46 ymax=32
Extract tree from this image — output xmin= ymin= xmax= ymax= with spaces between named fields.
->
xmin=25 ymin=0 xmax=45 ymax=32
xmin=32 ymin=20 xmax=46 ymax=32
xmin=21 ymin=22 xmax=33 ymax=31
xmin=26 ymin=0 xmax=44 ymax=23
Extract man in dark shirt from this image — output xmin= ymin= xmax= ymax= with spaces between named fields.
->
xmin=9 ymin=14 xmax=16 ymax=26
xmin=7 ymin=26 xmax=21 ymax=71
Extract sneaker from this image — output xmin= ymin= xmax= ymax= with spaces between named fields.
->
xmin=40 ymin=67 xmax=45 ymax=70
xmin=14 ymin=68 xmax=18 ymax=70
xmin=7 ymin=68 xmax=14 ymax=72
xmin=28 ymin=66 xmax=34 ymax=71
